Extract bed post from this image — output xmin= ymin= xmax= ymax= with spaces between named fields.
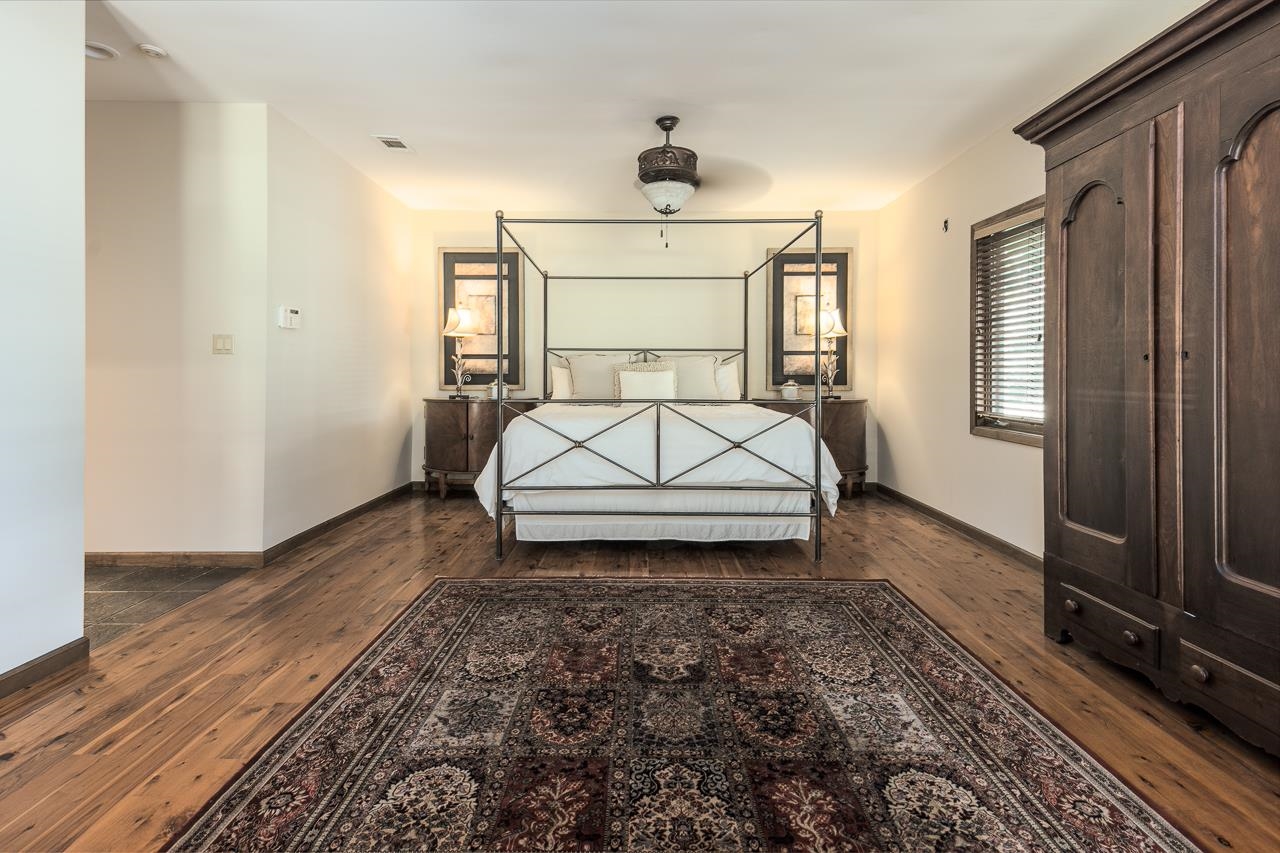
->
xmin=813 ymin=210 xmax=823 ymax=563
xmin=495 ymin=210 xmax=506 ymax=560
xmin=542 ymin=270 xmax=549 ymax=400
xmin=742 ymin=271 xmax=750 ymax=399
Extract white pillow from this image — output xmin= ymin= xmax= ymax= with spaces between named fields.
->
xmin=665 ymin=354 xmax=720 ymax=400
xmin=715 ymin=362 xmax=742 ymax=400
xmin=550 ymin=365 xmax=573 ymax=399
xmin=619 ymin=369 xmax=677 ymax=400
xmin=566 ymin=353 xmax=632 ymax=400
xmin=612 ymin=360 xmax=676 ymax=398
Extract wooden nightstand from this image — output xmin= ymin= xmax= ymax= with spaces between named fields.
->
xmin=422 ymin=398 xmax=536 ymax=499
xmin=757 ymin=398 xmax=868 ymax=498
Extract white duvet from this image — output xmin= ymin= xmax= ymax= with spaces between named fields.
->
xmin=474 ymin=403 xmax=841 ymax=517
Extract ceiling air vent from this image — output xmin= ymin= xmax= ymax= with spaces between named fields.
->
xmin=373 ymin=135 xmax=412 ymax=151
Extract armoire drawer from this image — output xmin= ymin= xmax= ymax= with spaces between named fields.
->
xmin=1056 ymin=583 xmax=1160 ymax=668
xmin=1178 ymin=641 xmax=1280 ymax=728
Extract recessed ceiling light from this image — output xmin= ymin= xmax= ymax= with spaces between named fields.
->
xmin=85 ymin=41 xmax=119 ymax=61
xmin=137 ymin=43 xmax=168 ymax=59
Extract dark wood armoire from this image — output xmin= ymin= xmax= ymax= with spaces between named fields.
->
xmin=1015 ymin=0 xmax=1280 ymax=754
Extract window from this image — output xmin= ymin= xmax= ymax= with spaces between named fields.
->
xmin=971 ymin=197 xmax=1046 ymax=447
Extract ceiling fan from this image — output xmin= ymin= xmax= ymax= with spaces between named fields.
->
xmin=633 ymin=116 xmax=771 ymax=222
xmin=636 ymin=115 xmax=700 ymax=215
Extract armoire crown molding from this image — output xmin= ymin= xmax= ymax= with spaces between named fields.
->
xmin=1014 ymin=0 xmax=1278 ymax=146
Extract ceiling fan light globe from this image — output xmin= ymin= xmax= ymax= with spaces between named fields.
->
xmin=640 ymin=180 xmax=696 ymax=215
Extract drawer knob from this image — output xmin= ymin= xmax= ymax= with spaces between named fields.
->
xmin=1189 ymin=664 xmax=1211 ymax=684
xmin=1121 ymin=630 xmax=1140 ymax=646
xmin=1064 ymin=599 xmax=1081 ymax=614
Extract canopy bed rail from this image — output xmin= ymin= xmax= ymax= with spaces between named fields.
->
xmin=492 ymin=211 xmax=827 ymax=562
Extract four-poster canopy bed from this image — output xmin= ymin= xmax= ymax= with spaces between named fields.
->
xmin=476 ymin=210 xmax=838 ymax=562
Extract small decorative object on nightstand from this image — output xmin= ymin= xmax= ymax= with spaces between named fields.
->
xmin=422 ymin=398 xmax=535 ymax=499
xmin=442 ymin=307 xmax=480 ymax=399
xmin=757 ymin=398 xmax=867 ymax=498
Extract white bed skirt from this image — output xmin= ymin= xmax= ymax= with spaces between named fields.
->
xmin=509 ymin=488 xmax=813 ymax=542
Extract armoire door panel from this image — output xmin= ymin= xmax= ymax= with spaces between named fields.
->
xmin=1184 ymin=56 xmax=1280 ymax=647
xmin=1050 ymin=128 xmax=1156 ymax=593
xmin=1151 ymin=105 xmax=1186 ymax=609
xmin=1222 ymin=106 xmax=1280 ymax=589
xmin=1062 ymin=180 xmax=1128 ymax=538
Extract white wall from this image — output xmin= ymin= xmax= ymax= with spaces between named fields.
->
xmin=876 ymin=127 xmax=1045 ymax=554
xmin=86 ymin=102 xmax=269 ymax=552
xmin=86 ymin=104 xmax=413 ymax=553
xmin=263 ymin=111 xmax=413 ymax=548
xmin=0 ymin=1 xmax=86 ymax=673
xmin=408 ymin=210 xmax=878 ymax=483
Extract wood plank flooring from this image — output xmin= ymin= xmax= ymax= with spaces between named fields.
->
xmin=0 ymin=492 xmax=1276 ymax=851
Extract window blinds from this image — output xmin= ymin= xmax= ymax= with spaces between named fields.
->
xmin=973 ymin=215 xmax=1045 ymax=432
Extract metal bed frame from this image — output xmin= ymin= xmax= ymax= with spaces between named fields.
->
xmin=493 ymin=210 xmax=826 ymax=561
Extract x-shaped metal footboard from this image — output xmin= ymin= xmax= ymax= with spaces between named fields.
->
xmin=498 ymin=401 xmax=818 ymax=492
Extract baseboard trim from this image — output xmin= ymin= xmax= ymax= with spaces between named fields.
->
xmin=85 ymin=552 xmax=264 ymax=570
xmin=872 ymin=483 xmax=1042 ymax=570
xmin=262 ymin=482 xmax=413 ymax=565
xmin=0 ymin=636 xmax=90 ymax=701
xmin=85 ymin=483 xmax=414 ymax=572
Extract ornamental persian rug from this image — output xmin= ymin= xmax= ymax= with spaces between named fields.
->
xmin=169 ymin=579 xmax=1194 ymax=852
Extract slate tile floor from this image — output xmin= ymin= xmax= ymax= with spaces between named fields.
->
xmin=84 ymin=565 xmax=253 ymax=648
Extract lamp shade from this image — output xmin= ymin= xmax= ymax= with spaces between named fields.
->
xmin=639 ymin=180 xmax=697 ymax=215
xmin=820 ymin=309 xmax=848 ymax=339
xmin=442 ymin=307 xmax=480 ymax=337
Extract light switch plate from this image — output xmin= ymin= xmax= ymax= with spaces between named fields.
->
xmin=212 ymin=334 xmax=234 ymax=355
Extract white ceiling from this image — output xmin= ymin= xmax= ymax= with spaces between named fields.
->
xmin=87 ymin=0 xmax=1200 ymax=212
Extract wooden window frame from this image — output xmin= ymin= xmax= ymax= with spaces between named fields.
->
xmin=970 ymin=196 xmax=1046 ymax=448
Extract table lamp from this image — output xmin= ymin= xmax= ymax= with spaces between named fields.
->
xmin=819 ymin=309 xmax=848 ymax=399
xmin=442 ymin=307 xmax=480 ymax=398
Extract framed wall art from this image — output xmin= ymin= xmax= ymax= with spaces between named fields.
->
xmin=438 ymin=248 xmax=525 ymax=392
xmin=765 ymin=248 xmax=853 ymax=391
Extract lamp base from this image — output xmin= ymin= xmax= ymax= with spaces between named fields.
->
xmin=448 ymin=393 xmax=473 ymax=400
xmin=821 ymin=394 xmax=842 ymax=400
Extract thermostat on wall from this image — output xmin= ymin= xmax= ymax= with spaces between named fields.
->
xmin=277 ymin=306 xmax=302 ymax=329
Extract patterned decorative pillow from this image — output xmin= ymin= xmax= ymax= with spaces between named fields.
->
xmin=612 ymin=360 xmax=677 ymax=398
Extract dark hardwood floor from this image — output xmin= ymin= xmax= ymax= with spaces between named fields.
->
xmin=0 ymin=492 xmax=1276 ymax=851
